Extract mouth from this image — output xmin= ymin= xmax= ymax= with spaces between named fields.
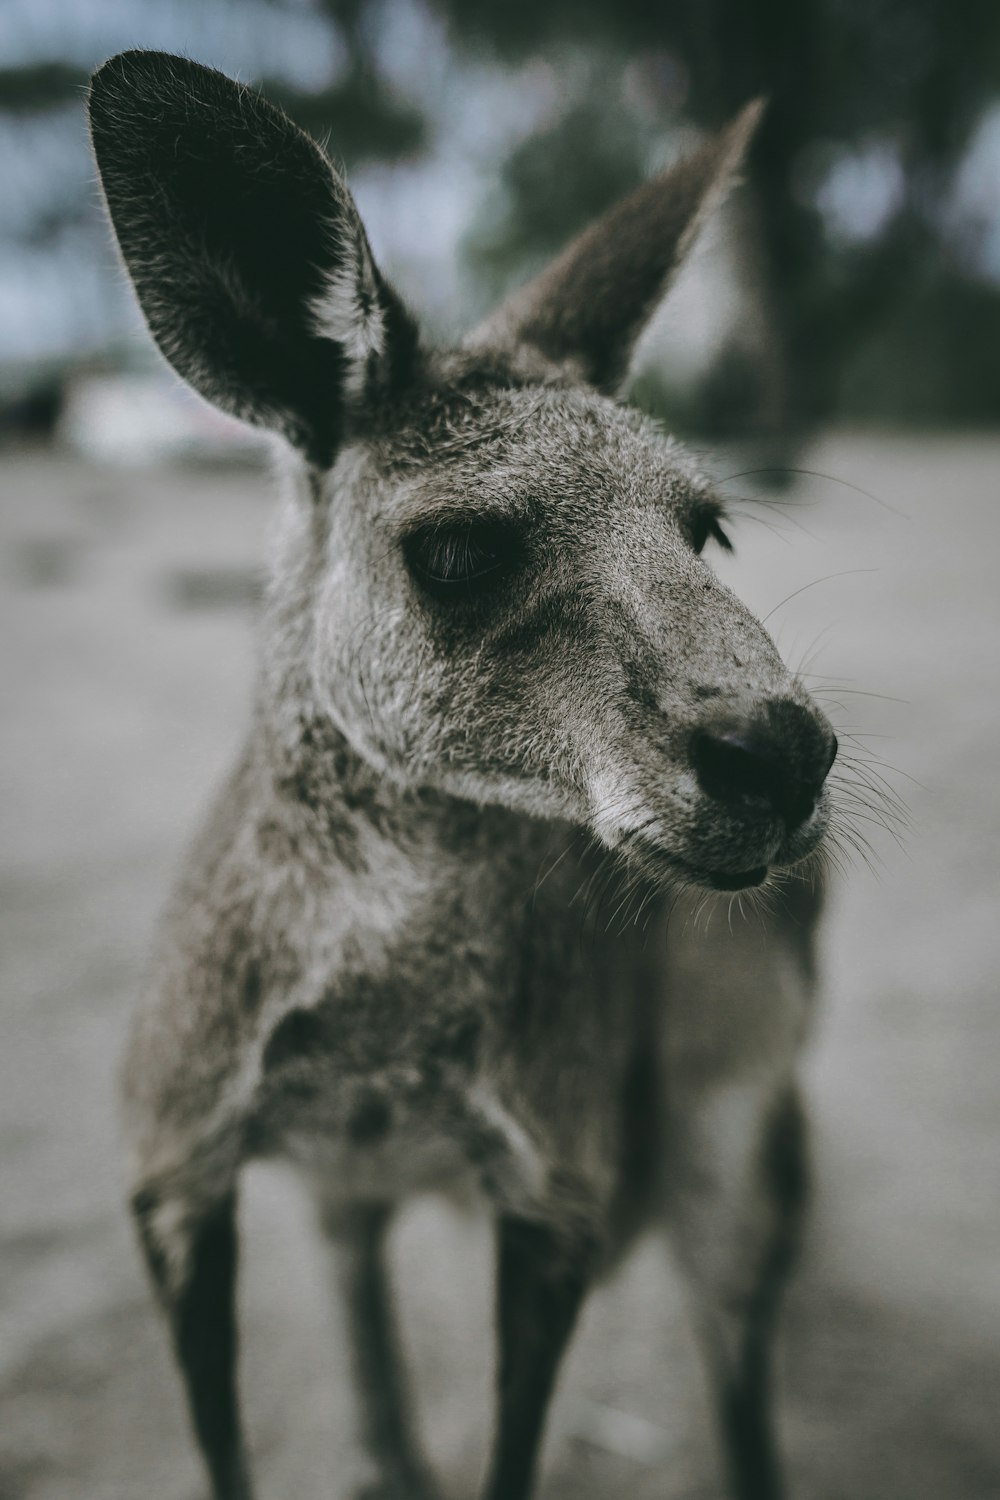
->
xmin=619 ymin=833 xmax=773 ymax=892
xmin=612 ymin=780 xmax=832 ymax=896
xmin=700 ymin=864 xmax=769 ymax=891
xmin=664 ymin=853 xmax=771 ymax=892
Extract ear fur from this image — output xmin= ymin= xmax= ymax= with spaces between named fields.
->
xmin=467 ymin=101 xmax=764 ymax=395
xmin=88 ymin=51 xmax=418 ymax=465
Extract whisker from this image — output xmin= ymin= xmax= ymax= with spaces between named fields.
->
xmin=761 ymin=569 xmax=880 ymax=626
xmin=810 ymin=684 xmax=910 ymax=705
xmin=716 ymin=465 xmax=909 ymax=519
xmin=531 ymin=829 xmax=586 ymax=907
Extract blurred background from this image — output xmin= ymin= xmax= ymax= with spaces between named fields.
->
xmin=3 ymin=0 xmax=1000 ymax=443
xmin=2 ymin=3 xmax=999 ymax=1499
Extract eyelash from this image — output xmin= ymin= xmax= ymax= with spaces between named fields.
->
xmin=691 ymin=509 xmax=733 ymax=556
xmin=403 ymin=521 xmax=520 ymax=596
xmin=403 ymin=505 xmax=729 ymax=594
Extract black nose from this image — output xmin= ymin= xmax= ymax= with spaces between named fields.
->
xmin=691 ymin=702 xmax=837 ymax=829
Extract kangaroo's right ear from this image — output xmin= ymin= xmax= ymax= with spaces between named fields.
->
xmin=88 ymin=51 xmax=418 ymax=466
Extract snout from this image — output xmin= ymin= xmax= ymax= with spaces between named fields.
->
xmin=691 ymin=700 xmax=838 ymax=832
xmin=603 ymin=697 xmax=839 ymax=895
xmin=645 ymin=697 xmax=839 ymax=890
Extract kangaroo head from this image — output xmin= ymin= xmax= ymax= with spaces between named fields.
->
xmin=89 ymin=51 xmax=836 ymax=893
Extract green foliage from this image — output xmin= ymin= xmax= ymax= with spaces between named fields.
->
xmin=631 ymin=345 xmax=773 ymax=441
xmin=839 ymin=272 xmax=1000 ymax=424
xmin=436 ymin=0 xmax=1000 ymax=432
xmin=463 ymin=81 xmax=651 ymax=307
xmin=1 ymin=0 xmax=998 ymax=426
xmin=0 ymin=63 xmax=88 ymax=112
xmin=257 ymin=72 xmax=425 ymax=166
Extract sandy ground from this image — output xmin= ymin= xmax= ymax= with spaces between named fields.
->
xmin=2 ymin=434 xmax=998 ymax=1500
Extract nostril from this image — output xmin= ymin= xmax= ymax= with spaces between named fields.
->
xmin=691 ymin=726 xmax=784 ymax=809
xmin=692 ymin=709 xmax=836 ymax=829
xmin=826 ymin=732 xmax=839 ymax=777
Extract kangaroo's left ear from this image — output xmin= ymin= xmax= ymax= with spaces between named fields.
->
xmin=468 ymin=101 xmax=764 ymax=395
xmin=88 ymin=51 xmax=419 ymax=466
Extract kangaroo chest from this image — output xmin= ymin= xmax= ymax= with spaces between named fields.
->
xmin=247 ymin=911 xmax=643 ymax=1220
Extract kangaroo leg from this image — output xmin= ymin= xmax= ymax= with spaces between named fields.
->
xmin=480 ymin=1217 xmax=593 ymax=1500
xmin=132 ymin=1184 xmax=253 ymax=1500
xmin=320 ymin=1201 xmax=438 ymax=1500
xmin=667 ymin=1078 xmax=809 ymax=1500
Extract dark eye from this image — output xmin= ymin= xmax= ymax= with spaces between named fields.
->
xmin=690 ymin=507 xmax=733 ymax=556
xmin=403 ymin=520 xmax=520 ymax=597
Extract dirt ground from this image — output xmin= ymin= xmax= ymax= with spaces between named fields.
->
xmin=2 ymin=434 xmax=998 ymax=1500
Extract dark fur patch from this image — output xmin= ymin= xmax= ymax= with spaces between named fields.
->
xmin=622 ymin=643 xmax=668 ymax=716
xmin=760 ymin=1086 xmax=810 ymax=1238
xmin=261 ymin=1007 xmax=325 ymax=1072
xmin=242 ymin=959 xmax=262 ymax=1015
xmin=605 ymin=1016 xmax=662 ymax=1264
xmin=710 ymin=1091 xmax=810 ymax=1500
xmin=130 ymin=1188 xmax=250 ymax=1491
xmin=273 ymin=711 xmax=418 ymax=870
xmin=171 ymin=1197 xmax=248 ymax=1496
xmin=483 ymin=1216 xmax=595 ymax=1499
xmin=130 ymin=1186 xmax=169 ymax=1298
xmin=434 ymin=1009 xmax=483 ymax=1067
xmin=345 ymin=1089 xmax=393 ymax=1145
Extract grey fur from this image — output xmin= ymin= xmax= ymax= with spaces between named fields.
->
xmin=90 ymin=51 xmax=837 ymax=1500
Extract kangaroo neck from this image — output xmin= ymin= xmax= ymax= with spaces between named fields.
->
xmin=255 ymin=681 xmax=547 ymax=885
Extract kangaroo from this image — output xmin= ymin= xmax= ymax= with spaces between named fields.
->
xmin=89 ymin=50 xmax=839 ymax=1500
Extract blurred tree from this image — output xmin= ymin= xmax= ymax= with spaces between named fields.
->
xmin=0 ymin=0 xmax=997 ymax=433
xmin=432 ymin=0 xmax=1000 ymax=434
xmin=463 ymin=85 xmax=651 ymax=302
xmin=0 ymin=62 xmax=88 ymax=110
xmin=0 ymin=0 xmax=424 ymax=415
